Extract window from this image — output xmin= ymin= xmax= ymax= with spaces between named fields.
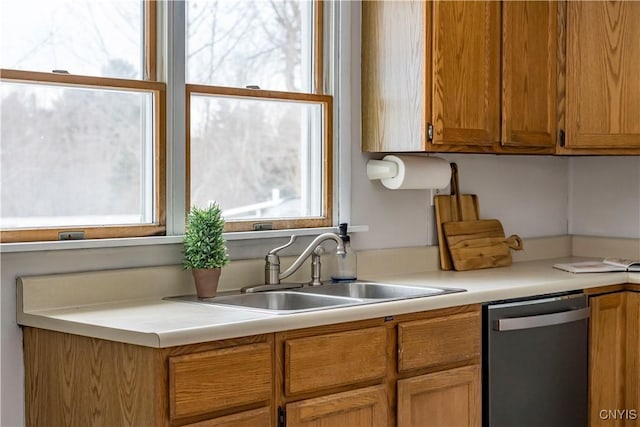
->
xmin=0 ymin=0 xmax=333 ymax=242
xmin=185 ymin=0 xmax=332 ymax=231
xmin=0 ymin=1 xmax=165 ymax=242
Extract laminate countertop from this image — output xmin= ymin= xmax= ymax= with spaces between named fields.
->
xmin=17 ymin=257 xmax=640 ymax=348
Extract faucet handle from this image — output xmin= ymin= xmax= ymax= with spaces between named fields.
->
xmin=268 ymin=235 xmax=296 ymax=256
xmin=264 ymin=235 xmax=296 ymax=286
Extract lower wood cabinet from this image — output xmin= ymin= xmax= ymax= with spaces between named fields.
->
xmin=23 ymin=304 xmax=482 ymax=427
xmin=183 ymin=407 xmax=271 ymax=427
xmin=169 ymin=343 xmax=272 ymax=421
xmin=24 ymin=285 xmax=640 ymax=426
xmin=397 ymin=311 xmax=481 ymax=372
xmin=282 ymin=326 xmax=388 ymax=396
xmin=588 ymin=288 xmax=640 ymax=427
xmin=397 ymin=365 xmax=481 ymax=427
xmin=277 ymin=305 xmax=481 ymax=427
xmin=627 ymin=292 xmax=640 ymax=419
xmin=286 ymin=385 xmax=388 ymax=427
xmin=22 ymin=328 xmax=274 ymax=427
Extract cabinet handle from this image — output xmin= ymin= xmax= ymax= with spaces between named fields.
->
xmin=493 ymin=307 xmax=589 ymax=331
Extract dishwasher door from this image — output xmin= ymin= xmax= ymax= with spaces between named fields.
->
xmin=483 ymin=292 xmax=589 ymax=427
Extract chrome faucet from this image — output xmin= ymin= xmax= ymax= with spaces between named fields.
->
xmin=241 ymin=233 xmax=345 ymax=293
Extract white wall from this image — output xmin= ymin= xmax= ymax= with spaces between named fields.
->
xmin=569 ymin=156 xmax=640 ymax=238
xmin=350 ymin=152 xmax=570 ymax=250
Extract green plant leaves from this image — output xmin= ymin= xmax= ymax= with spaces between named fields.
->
xmin=183 ymin=203 xmax=230 ymax=269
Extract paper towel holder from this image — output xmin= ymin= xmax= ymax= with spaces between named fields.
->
xmin=366 ymin=155 xmax=451 ymax=190
xmin=366 ymin=159 xmax=399 ymax=180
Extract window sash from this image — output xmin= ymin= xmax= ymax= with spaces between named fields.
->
xmin=0 ymin=70 xmax=167 ymax=243
xmin=184 ymin=0 xmax=332 ymax=232
xmin=0 ymin=2 xmax=162 ymax=243
xmin=185 ymin=84 xmax=333 ymax=232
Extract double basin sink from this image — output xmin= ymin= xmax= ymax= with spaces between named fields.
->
xmin=167 ymin=281 xmax=465 ymax=314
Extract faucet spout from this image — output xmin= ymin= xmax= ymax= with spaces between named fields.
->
xmin=242 ymin=232 xmax=346 ymax=292
xmin=279 ymin=233 xmax=345 ymax=282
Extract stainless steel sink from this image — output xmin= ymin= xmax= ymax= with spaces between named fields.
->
xmin=166 ymin=281 xmax=465 ymax=314
xmin=165 ymin=291 xmax=362 ymax=314
xmin=294 ymin=281 xmax=464 ymax=301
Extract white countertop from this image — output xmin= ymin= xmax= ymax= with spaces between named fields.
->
xmin=17 ymin=257 xmax=640 ymax=348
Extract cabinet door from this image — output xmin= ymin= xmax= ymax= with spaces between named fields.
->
xmin=431 ymin=1 xmax=500 ymax=147
xmin=397 ymin=364 xmax=481 ymax=427
xmin=626 ymin=292 xmax=640 ymax=419
xmin=286 ymin=385 xmax=387 ymax=427
xmin=566 ymin=2 xmax=640 ymax=149
xmin=589 ymin=292 xmax=627 ymax=427
xmin=502 ymin=1 xmax=557 ymax=148
xmin=361 ymin=1 xmax=428 ymax=152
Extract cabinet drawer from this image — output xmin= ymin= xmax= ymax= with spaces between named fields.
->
xmin=285 ymin=326 xmax=387 ymax=395
xmin=169 ymin=343 xmax=272 ymax=421
xmin=183 ymin=407 xmax=271 ymax=427
xmin=398 ymin=311 xmax=480 ymax=372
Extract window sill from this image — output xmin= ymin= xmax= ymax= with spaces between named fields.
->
xmin=0 ymin=225 xmax=369 ymax=254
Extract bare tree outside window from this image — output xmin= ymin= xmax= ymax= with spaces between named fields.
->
xmin=0 ymin=0 xmax=142 ymax=78
xmin=187 ymin=0 xmax=326 ymax=223
xmin=0 ymin=0 xmax=329 ymax=239
xmin=0 ymin=0 xmax=156 ymax=231
xmin=187 ymin=0 xmax=309 ymax=92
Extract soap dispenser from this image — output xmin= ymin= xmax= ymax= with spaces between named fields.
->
xmin=331 ymin=223 xmax=357 ymax=282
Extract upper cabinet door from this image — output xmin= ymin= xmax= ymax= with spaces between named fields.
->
xmin=502 ymin=1 xmax=557 ymax=148
xmin=361 ymin=1 xmax=428 ymax=152
xmin=566 ymin=1 xmax=640 ymax=149
xmin=431 ymin=1 xmax=500 ymax=146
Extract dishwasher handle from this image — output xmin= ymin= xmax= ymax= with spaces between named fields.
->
xmin=493 ymin=307 xmax=590 ymax=331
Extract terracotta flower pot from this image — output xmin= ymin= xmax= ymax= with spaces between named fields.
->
xmin=192 ymin=268 xmax=222 ymax=298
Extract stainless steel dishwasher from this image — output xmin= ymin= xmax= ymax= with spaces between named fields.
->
xmin=483 ymin=292 xmax=589 ymax=427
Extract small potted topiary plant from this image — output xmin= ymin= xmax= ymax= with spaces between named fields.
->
xmin=183 ymin=203 xmax=230 ymax=298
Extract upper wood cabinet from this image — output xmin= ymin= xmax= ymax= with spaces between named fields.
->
xmin=502 ymin=1 xmax=558 ymax=149
xmin=563 ymin=1 xmax=640 ymax=152
xmin=431 ymin=1 xmax=501 ymax=149
xmin=362 ymin=1 xmax=558 ymax=154
xmin=361 ymin=1 xmax=426 ymax=152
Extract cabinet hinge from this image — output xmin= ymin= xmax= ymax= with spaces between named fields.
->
xmin=559 ymin=129 xmax=565 ymax=147
xmin=278 ymin=406 xmax=286 ymax=427
xmin=427 ymin=123 xmax=434 ymax=141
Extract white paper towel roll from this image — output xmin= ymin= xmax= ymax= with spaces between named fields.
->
xmin=375 ymin=155 xmax=451 ymax=190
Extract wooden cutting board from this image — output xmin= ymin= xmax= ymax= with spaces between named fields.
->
xmin=442 ymin=219 xmax=523 ymax=271
xmin=434 ymin=163 xmax=480 ymax=270
xmin=435 ymin=194 xmax=479 ymax=270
